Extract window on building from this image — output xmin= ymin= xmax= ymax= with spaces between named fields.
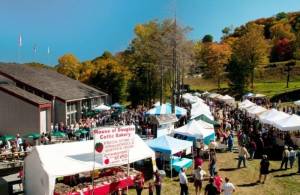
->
xmin=66 ymin=102 xmax=78 ymax=125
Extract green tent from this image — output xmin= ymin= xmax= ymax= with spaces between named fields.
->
xmin=0 ymin=135 xmax=16 ymax=141
xmin=74 ymin=129 xmax=88 ymax=136
xmin=193 ymin=114 xmax=219 ymax=126
xmin=24 ymin=133 xmax=41 ymax=139
xmin=51 ymin=131 xmax=66 ymax=137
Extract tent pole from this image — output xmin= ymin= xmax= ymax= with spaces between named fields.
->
xmin=170 ymin=156 xmax=173 ymax=180
xmin=192 ymin=146 xmax=194 ymax=170
xmin=127 ymin=150 xmax=130 ymax=194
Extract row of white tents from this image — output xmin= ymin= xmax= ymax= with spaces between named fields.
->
xmin=239 ymin=99 xmax=300 ymax=132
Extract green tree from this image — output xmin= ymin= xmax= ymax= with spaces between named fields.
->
xmin=125 ymin=19 xmax=193 ymax=106
xmin=227 ymin=57 xmax=250 ymax=96
xmin=232 ymin=23 xmax=269 ymax=90
xmin=276 ymin=12 xmax=288 ymax=21
xmin=202 ymin=34 xmax=213 ymax=43
xmin=90 ymin=52 xmax=129 ymax=103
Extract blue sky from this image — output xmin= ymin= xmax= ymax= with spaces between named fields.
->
xmin=0 ymin=0 xmax=300 ymax=65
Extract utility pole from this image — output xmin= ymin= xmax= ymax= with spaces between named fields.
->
xmin=160 ymin=62 xmax=163 ymax=106
xmin=265 ymin=60 xmax=297 ymax=88
xmin=284 ymin=61 xmax=296 ymax=88
xmin=171 ymin=12 xmax=177 ymax=114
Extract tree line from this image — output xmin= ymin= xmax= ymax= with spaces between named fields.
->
xmin=54 ymin=12 xmax=300 ymax=105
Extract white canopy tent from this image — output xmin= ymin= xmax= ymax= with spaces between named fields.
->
xmin=208 ymin=93 xmax=221 ymax=99
xmin=238 ymin=99 xmax=255 ymax=109
xmin=294 ymin=100 xmax=300 ymax=106
xmin=261 ymin=111 xmax=290 ymax=125
xmin=246 ymin=105 xmax=267 ymax=118
xmin=217 ymin=95 xmax=235 ymax=105
xmin=24 ymin=135 xmax=155 ymax=195
xmin=190 ymin=101 xmax=213 ymax=120
xmin=258 ymin=109 xmax=281 ymax=124
xmin=93 ymin=104 xmax=111 ymax=111
xmin=274 ymin=114 xmax=300 ymax=131
xmin=173 ymin=120 xmax=215 ymax=145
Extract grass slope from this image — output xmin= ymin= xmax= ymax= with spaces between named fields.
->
xmin=128 ymin=151 xmax=300 ymax=195
xmin=184 ymin=77 xmax=300 ymax=98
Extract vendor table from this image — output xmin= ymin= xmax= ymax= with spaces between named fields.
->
xmin=54 ymin=177 xmax=134 ymax=195
xmin=171 ymin=157 xmax=193 ymax=172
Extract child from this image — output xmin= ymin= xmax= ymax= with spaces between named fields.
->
xmin=148 ymin=182 xmax=154 ymax=195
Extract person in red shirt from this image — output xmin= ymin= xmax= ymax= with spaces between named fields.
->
xmin=213 ymin=171 xmax=223 ymax=195
xmin=194 ymin=154 xmax=204 ymax=169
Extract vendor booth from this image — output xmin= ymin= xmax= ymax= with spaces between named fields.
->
xmin=217 ymin=95 xmax=235 ymax=106
xmin=245 ymin=105 xmax=267 ymax=118
xmin=24 ymin=135 xmax=155 ymax=195
xmin=274 ymin=114 xmax=300 ymax=131
xmin=147 ymin=136 xmax=193 ymax=177
xmin=93 ymin=104 xmax=111 ymax=111
xmin=148 ymin=114 xmax=178 ymax=138
xmin=260 ymin=110 xmax=289 ymax=125
xmin=173 ymin=120 xmax=215 ymax=145
xmin=258 ymin=109 xmax=289 ymax=125
xmin=145 ymin=103 xmax=187 ymax=117
xmin=190 ymin=101 xmax=213 ymax=120
xmin=238 ymin=99 xmax=255 ymax=109
xmin=182 ymin=93 xmax=205 ymax=104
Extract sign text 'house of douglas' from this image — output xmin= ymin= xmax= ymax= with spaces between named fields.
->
xmin=93 ymin=125 xmax=135 ymax=166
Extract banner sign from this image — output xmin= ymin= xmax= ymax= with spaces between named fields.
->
xmin=93 ymin=125 xmax=135 ymax=166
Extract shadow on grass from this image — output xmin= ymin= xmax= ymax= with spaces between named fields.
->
xmin=237 ymin=182 xmax=260 ymax=187
xmin=269 ymin=168 xmax=285 ymax=173
xmin=274 ymin=172 xmax=298 ymax=177
xmin=219 ymin=167 xmax=238 ymax=171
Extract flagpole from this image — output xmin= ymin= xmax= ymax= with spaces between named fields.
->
xmin=18 ymin=34 xmax=22 ymax=63
xmin=47 ymin=46 xmax=50 ymax=65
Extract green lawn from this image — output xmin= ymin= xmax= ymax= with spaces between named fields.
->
xmin=184 ymin=77 xmax=300 ymax=98
xmin=128 ymin=151 xmax=300 ymax=195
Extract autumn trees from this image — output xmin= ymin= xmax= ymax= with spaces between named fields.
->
xmin=202 ymin=43 xmax=231 ymax=89
xmin=56 ymin=52 xmax=129 ymax=103
xmin=55 ymin=12 xmax=300 ymax=103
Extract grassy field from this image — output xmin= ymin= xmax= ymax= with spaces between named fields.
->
xmin=128 ymin=150 xmax=300 ymax=195
xmin=184 ymin=77 xmax=300 ymax=98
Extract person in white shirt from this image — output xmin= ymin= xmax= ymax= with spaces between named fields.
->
xmin=16 ymin=134 xmax=23 ymax=152
xmin=222 ymin=177 xmax=235 ymax=195
xmin=193 ymin=166 xmax=206 ymax=195
xmin=179 ymin=168 xmax=189 ymax=195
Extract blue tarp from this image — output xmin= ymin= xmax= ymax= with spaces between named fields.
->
xmin=172 ymin=157 xmax=193 ymax=172
xmin=147 ymin=135 xmax=193 ymax=155
xmin=111 ymin=103 xmax=122 ymax=108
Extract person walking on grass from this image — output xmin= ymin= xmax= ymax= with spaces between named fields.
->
xmin=280 ymin=145 xmax=289 ymax=170
xmin=134 ymin=173 xmax=144 ymax=195
xmin=221 ymin=177 xmax=235 ymax=195
xmin=213 ymin=172 xmax=223 ymax=195
xmin=209 ymin=151 xmax=217 ymax=176
xmin=249 ymin=139 xmax=257 ymax=160
xmin=227 ymin=132 xmax=233 ymax=152
xmin=237 ymin=145 xmax=249 ymax=168
xmin=153 ymin=170 xmax=162 ymax=195
xmin=205 ymin=177 xmax=218 ymax=195
xmin=289 ymin=147 xmax=296 ymax=169
xmin=257 ymin=155 xmax=270 ymax=184
xmin=179 ymin=168 xmax=189 ymax=195
xmin=193 ymin=166 xmax=206 ymax=195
